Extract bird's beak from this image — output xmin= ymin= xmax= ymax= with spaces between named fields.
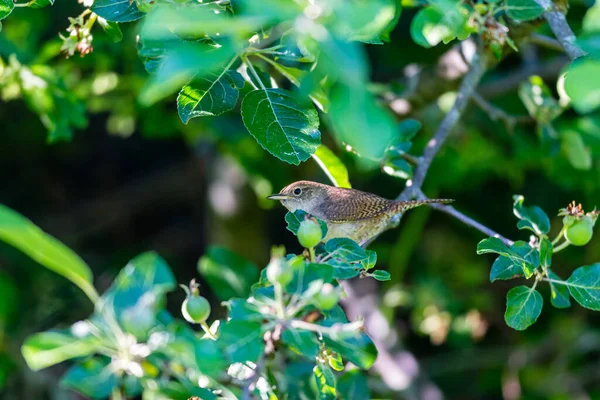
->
xmin=267 ymin=194 xmax=290 ymax=200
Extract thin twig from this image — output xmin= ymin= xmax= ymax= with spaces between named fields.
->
xmin=533 ymin=0 xmax=585 ymax=60
xmin=471 ymin=92 xmax=534 ymax=133
xmin=528 ymin=33 xmax=565 ymax=53
xmin=416 ymin=191 xmax=514 ymax=246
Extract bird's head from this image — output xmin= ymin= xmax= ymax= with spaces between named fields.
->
xmin=267 ymin=181 xmax=328 ymax=214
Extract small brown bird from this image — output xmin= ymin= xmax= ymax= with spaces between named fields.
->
xmin=268 ymin=181 xmax=454 ymax=244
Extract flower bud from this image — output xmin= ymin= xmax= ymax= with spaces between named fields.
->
xmin=313 ymin=283 xmax=339 ymax=311
xmin=266 ymin=256 xmax=293 ymax=286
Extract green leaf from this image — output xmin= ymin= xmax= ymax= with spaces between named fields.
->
xmin=328 ymin=259 xmax=363 ymax=280
xmin=410 ymin=0 xmax=468 ymax=48
xmin=328 ymin=84 xmax=397 ymax=162
xmin=21 ymin=331 xmax=100 ymax=371
xmin=382 ymin=157 xmax=413 ymax=179
xmin=323 ymin=330 xmax=377 ymax=369
xmin=504 ymin=286 xmax=543 ymax=330
xmin=139 ymin=42 xmax=237 ymax=106
xmin=331 ymin=0 xmax=398 ymax=43
xmin=0 ymin=0 xmax=14 ymax=20
xmin=177 ymin=69 xmax=244 ymax=123
xmin=27 ymin=0 xmax=53 ymax=8
xmin=362 ymin=250 xmax=377 ymax=270
xmin=287 ymin=262 xmax=335 ymax=295
xmin=198 ymin=246 xmax=259 ymax=301
xmin=370 ymin=270 xmax=391 ymax=281
xmin=0 ymin=204 xmax=98 ymax=302
xmin=539 ymin=238 xmax=552 ymax=268
xmin=241 ymin=88 xmax=321 ymax=165
xmin=398 ymin=119 xmax=422 ymax=141
xmin=328 ymin=352 xmax=344 ymax=371
xmin=512 ymin=195 xmax=550 ymax=234
xmin=257 ymin=55 xmax=329 ymax=111
xmin=566 ymin=263 xmax=600 ymax=310
xmin=337 ymin=370 xmax=371 ymax=400
xmin=324 ymin=238 xmax=368 ymax=262
xmin=477 ymin=238 xmax=537 ymax=278
xmin=61 ymin=357 xmax=118 ymax=400
xmin=97 ymin=252 xmax=175 ymax=337
xmin=519 ymin=76 xmax=563 ymax=123
xmin=91 ymin=0 xmax=144 ymax=23
xmin=562 ymin=130 xmax=592 ymax=170
xmin=312 ymin=145 xmax=352 ymax=188
xmin=547 ymin=269 xmax=571 ymax=309
xmin=505 ymin=0 xmax=544 ymax=21
xmin=225 ymin=298 xmax=265 ymax=322
xmin=583 ymin=0 xmax=600 ymax=33
xmin=218 ymin=321 xmax=265 ymax=363
xmin=285 ymin=210 xmax=328 ymax=238
xmin=97 ymin=18 xmax=123 ymax=43
xmin=564 ymin=57 xmax=600 ymax=114
xmin=282 ymin=329 xmax=319 ymax=358
xmin=498 ymin=248 xmax=524 ymax=280
xmin=149 ymin=381 xmax=216 ymax=400
xmin=314 ymin=364 xmax=337 ymax=400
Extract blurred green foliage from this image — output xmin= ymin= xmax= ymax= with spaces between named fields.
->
xmin=1 ymin=0 xmax=600 ymax=398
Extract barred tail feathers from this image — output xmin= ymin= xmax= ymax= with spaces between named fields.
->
xmin=393 ymin=198 xmax=454 ymax=213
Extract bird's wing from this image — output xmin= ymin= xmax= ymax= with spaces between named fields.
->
xmin=318 ymin=190 xmax=394 ymax=223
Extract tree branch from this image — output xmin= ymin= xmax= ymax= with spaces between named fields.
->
xmin=534 ymin=0 xmax=585 ymax=60
xmin=399 ymin=45 xmax=487 ymax=201
xmin=415 ymin=190 xmax=514 ymax=247
xmin=528 ymin=33 xmax=564 ymax=53
xmin=471 ymin=92 xmax=534 ymax=133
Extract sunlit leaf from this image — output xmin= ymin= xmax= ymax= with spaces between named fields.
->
xmin=0 ymin=204 xmax=98 ymax=302
xmin=91 ymin=0 xmax=144 ymax=23
xmin=564 ymin=57 xmax=600 ymax=114
xmin=241 ymin=88 xmax=321 ymax=165
xmin=177 ymin=69 xmax=244 ymax=123
xmin=312 ymin=145 xmax=352 ymax=188
xmin=21 ymin=331 xmax=100 ymax=371
xmin=314 ymin=363 xmax=337 ymax=400
xmin=0 ymin=0 xmax=14 ymax=19
xmin=328 ymin=83 xmax=396 ymax=162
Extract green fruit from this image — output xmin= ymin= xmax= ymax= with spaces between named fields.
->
xmin=565 ymin=216 xmax=594 ymax=246
xmin=135 ymin=0 xmax=156 ymax=13
xmin=297 ymin=218 xmax=323 ymax=249
xmin=314 ymin=283 xmax=339 ymax=311
xmin=266 ymin=257 xmax=293 ymax=286
xmin=182 ymin=295 xmax=211 ymax=324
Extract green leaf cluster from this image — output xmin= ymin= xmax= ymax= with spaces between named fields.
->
xmin=478 ymin=195 xmax=600 ymax=330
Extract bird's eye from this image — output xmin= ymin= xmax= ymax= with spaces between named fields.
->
xmin=293 ymin=188 xmax=302 ymax=196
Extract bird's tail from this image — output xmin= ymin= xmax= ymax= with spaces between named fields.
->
xmin=393 ymin=198 xmax=454 ymax=213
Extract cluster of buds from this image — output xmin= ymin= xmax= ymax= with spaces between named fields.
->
xmin=60 ymin=13 xmax=95 ymax=58
xmin=558 ymin=201 xmax=599 ymax=246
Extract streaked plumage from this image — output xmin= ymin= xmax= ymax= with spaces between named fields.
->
xmin=268 ymin=181 xmax=453 ymax=244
